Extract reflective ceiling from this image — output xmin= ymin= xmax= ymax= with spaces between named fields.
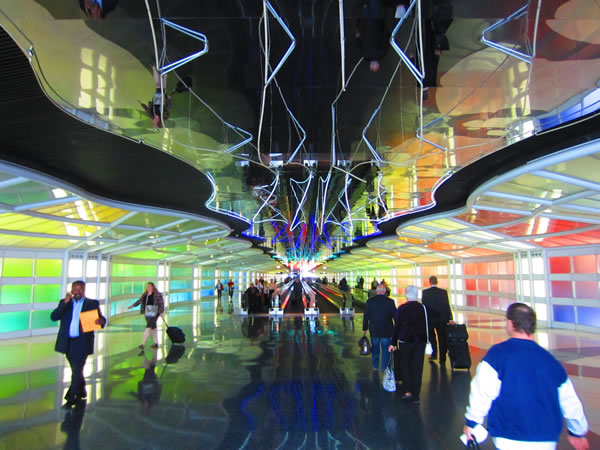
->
xmin=1 ymin=0 xmax=600 ymax=268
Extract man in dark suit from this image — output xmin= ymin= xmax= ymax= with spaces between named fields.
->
xmin=422 ymin=276 xmax=454 ymax=364
xmin=51 ymin=280 xmax=106 ymax=407
xmin=362 ymin=284 xmax=396 ymax=370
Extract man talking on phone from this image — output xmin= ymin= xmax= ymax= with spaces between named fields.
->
xmin=51 ymin=280 xmax=106 ymax=407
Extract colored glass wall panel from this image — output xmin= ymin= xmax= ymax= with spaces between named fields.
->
xmin=551 ymin=281 xmax=573 ymax=298
xmin=549 ymin=256 xmax=571 ymax=274
xmin=490 ymin=296 xmax=500 ymax=309
xmin=577 ymin=306 xmax=600 ymax=328
xmin=170 ymin=280 xmax=193 ymax=290
xmin=500 ymin=297 xmax=513 ymax=310
xmin=171 ymin=266 xmax=193 ymax=278
xmin=489 ymin=262 xmax=498 ymax=275
xmin=33 ymin=284 xmax=61 ymax=303
xmin=477 ymin=279 xmax=489 ymax=291
xmin=574 ymin=281 xmax=598 ymax=300
xmin=466 ymin=295 xmax=477 ymax=306
xmin=477 ymin=263 xmax=488 ymax=275
xmin=2 ymin=258 xmax=33 ymax=277
xmin=31 ymin=310 xmax=56 ymax=329
xmin=0 ymin=285 xmax=32 ymax=304
xmin=573 ymin=255 xmax=596 ymax=274
xmin=465 ymin=279 xmax=476 ymax=291
xmin=464 ymin=264 xmax=476 ymax=275
xmin=553 ymin=305 xmax=575 ymax=323
xmin=500 ymin=279 xmax=515 ymax=294
xmin=34 ymin=259 xmax=63 ymax=277
xmin=490 ymin=279 xmax=499 ymax=291
xmin=0 ymin=311 xmax=30 ymax=332
xmin=478 ymin=296 xmax=490 ymax=308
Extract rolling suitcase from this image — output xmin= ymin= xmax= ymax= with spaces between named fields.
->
xmin=162 ymin=317 xmax=185 ymax=344
xmin=446 ymin=324 xmax=471 ymax=370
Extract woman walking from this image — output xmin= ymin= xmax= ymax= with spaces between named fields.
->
xmin=129 ymin=282 xmax=165 ymax=349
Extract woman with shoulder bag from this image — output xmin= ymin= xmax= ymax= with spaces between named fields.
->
xmin=129 ymin=282 xmax=165 ymax=349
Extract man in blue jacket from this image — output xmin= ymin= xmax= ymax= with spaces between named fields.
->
xmin=51 ymin=280 xmax=106 ymax=407
xmin=464 ymin=303 xmax=588 ymax=449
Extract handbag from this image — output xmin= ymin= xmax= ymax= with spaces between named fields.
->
xmin=422 ymin=304 xmax=433 ymax=356
xmin=382 ymin=354 xmax=396 ymax=392
xmin=145 ymin=304 xmax=158 ymax=317
xmin=358 ymin=336 xmax=371 ymax=355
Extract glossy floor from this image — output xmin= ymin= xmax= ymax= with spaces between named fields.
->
xmin=0 ymin=306 xmax=598 ymax=449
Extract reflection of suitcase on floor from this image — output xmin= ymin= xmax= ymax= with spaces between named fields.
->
xmin=446 ymin=324 xmax=471 ymax=370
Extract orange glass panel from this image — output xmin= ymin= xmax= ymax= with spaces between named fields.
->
xmin=477 ymin=279 xmax=489 ymax=291
xmin=466 ymin=279 xmax=476 ymax=290
xmin=464 ymin=264 xmax=476 ymax=275
xmin=506 ymin=260 xmax=514 ymax=274
xmin=500 ymin=279 xmax=515 ymax=294
xmin=477 ymin=263 xmax=488 ymax=275
xmin=573 ymin=254 xmax=596 ymax=274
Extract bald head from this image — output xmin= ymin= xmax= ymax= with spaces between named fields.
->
xmin=376 ymin=284 xmax=387 ymax=295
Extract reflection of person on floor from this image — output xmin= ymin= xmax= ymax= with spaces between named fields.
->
xmin=388 ymin=285 xmax=427 ymax=403
xmin=291 ymin=278 xmax=303 ymax=307
xmin=464 ymin=303 xmax=589 ymax=450
xmin=355 ymin=0 xmax=391 ymax=72
xmin=51 ymin=280 xmax=106 ymax=407
xmin=421 ymin=0 xmax=453 ymax=93
xmin=61 ymin=399 xmax=86 ymax=450
xmin=79 ymin=0 xmax=118 ymax=20
xmin=138 ymin=65 xmax=171 ymax=128
xmin=134 ymin=348 xmax=162 ymax=411
xmin=128 ymin=282 xmax=164 ymax=350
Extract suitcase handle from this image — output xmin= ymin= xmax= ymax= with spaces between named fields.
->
xmin=161 ymin=315 xmax=170 ymax=328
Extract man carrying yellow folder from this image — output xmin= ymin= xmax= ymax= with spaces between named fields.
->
xmin=51 ymin=280 xmax=106 ymax=407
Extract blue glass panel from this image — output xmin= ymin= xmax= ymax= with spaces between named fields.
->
xmin=576 ymin=306 xmax=600 ymax=328
xmin=553 ymin=305 xmax=575 ymax=323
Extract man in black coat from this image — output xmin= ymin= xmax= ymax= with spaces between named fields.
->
xmin=362 ymin=284 xmax=396 ymax=370
xmin=421 ymin=275 xmax=454 ymax=364
xmin=51 ymin=280 xmax=106 ymax=407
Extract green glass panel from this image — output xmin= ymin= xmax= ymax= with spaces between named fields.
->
xmin=33 ymin=284 xmax=61 ymax=303
xmin=0 ymin=373 xmax=26 ymax=400
xmin=2 ymin=258 xmax=33 ymax=277
xmin=0 ymin=311 xmax=30 ymax=333
xmin=111 ymin=263 xmax=123 ymax=276
xmin=172 ymin=266 xmax=193 ymax=277
xmin=31 ymin=310 xmax=57 ymax=329
xmin=146 ymin=265 xmax=157 ymax=278
xmin=34 ymin=259 xmax=63 ymax=277
xmin=1 ymin=285 xmax=32 ymax=304
xmin=133 ymin=265 xmax=145 ymax=277
xmin=29 ymin=369 xmax=58 ymax=390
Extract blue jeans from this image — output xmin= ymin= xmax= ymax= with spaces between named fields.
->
xmin=371 ymin=337 xmax=392 ymax=370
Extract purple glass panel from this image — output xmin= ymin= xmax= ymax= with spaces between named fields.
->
xmin=574 ymin=281 xmax=599 ymax=300
xmin=551 ymin=281 xmax=573 ymax=298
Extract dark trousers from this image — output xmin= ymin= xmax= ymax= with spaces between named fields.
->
xmin=429 ymin=323 xmax=448 ymax=362
xmin=398 ymin=342 xmax=426 ymax=399
xmin=65 ymin=337 xmax=89 ymax=401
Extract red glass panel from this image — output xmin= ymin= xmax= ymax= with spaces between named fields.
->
xmin=551 ymin=281 xmax=573 ymax=298
xmin=549 ymin=256 xmax=571 ymax=274
xmin=477 ymin=279 xmax=489 ymax=292
xmin=464 ymin=264 xmax=476 ymax=275
xmin=490 ymin=296 xmax=500 ymax=309
xmin=477 ymin=263 xmax=488 ymax=275
xmin=532 ymin=231 xmax=600 ymax=247
xmin=466 ymin=295 xmax=477 ymax=306
xmin=573 ymin=255 xmax=596 ymax=274
xmin=490 ymin=279 xmax=500 ymax=292
xmin=575 ymin=281 xmax=598 ymax=300
xmin=500 ymin=279 xmax=515 ymax=294
xmin=466 ymin=279 xmax=477 ymax=291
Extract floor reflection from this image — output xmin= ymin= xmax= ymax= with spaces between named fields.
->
xmin=0 ymin=309 xmax=597 ymax=449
